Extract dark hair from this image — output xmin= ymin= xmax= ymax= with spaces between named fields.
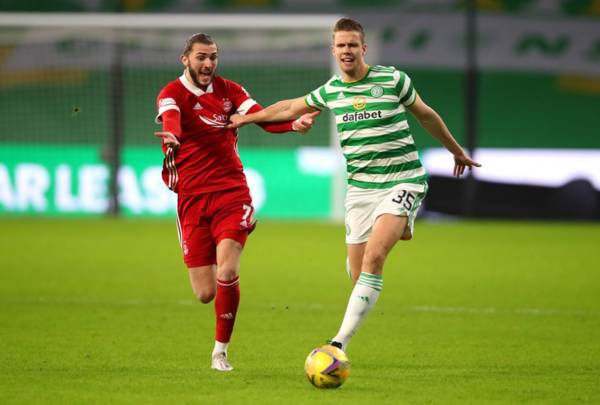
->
xmin=183 ymin=33 xmax=216 ymax=55
xmin=333 ymin=18 xmax=365 ymax=43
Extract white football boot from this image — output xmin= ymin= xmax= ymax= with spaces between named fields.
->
xmin=211 ymin=352 xmax=234 ymax=372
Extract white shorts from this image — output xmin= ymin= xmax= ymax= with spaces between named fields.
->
xmin=344 ymin=182 xmax=428 ymax=244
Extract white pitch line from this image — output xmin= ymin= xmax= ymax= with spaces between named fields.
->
xmin=410 ymin=305 xmax=593 ymax=317
xmin=0 ymin=297 xmax=197 ymax=306
xmin=0 ymin=299 xmax=596 ymax=317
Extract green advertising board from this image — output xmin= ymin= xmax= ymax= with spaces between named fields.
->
xmin=0 ymin=145 xmax=334 ymax=218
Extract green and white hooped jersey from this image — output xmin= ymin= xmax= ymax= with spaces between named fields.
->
xmin=305 ymin=65 xmax=427 ymax=190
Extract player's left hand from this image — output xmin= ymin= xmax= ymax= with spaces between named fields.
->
xmin=453 ymin=153 xmax=481 ymax=177
xmin=292 ymin=111 xmax=320 ymax=133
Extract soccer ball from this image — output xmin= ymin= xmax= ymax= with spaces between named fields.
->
xmin=304 ymin=344 xmax=351 ymax=389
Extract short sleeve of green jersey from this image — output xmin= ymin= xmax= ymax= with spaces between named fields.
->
xmin=394 ymin=70 xmax=417 ymax=107
xmin=304 ymin=85 xmax=328 ymax=111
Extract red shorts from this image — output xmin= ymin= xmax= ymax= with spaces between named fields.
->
xmin=176 ymin=186 xmax=256 ymax=268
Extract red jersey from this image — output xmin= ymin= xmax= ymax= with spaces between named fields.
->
xmin=155 ymin=74 xmax=293 ymax=195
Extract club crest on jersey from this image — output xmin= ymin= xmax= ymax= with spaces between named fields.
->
xmin=352 ymin=96 xmax=367 ymax=111
xmin=223 ymin=99 xmax=232 ymax=113
xmin=370 ymin=86 xmax=383 ymax=98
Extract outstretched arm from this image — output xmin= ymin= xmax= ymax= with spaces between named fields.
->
xmin=229 ymin=96 xmax=317 ymax=129
xmin=247 ymin=103 xmax=320 ymax=134
xmin=407 ymin=94 xmax=481 ymax=177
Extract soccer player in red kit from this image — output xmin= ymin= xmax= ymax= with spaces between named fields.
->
xmin=154 ymin=33 xmax=318 ymax=371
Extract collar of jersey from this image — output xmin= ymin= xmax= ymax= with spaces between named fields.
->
xmin=179 ymin=73 xmax=214 ymax=96
xmin=338 ymin=65 xmax=372 ymax=87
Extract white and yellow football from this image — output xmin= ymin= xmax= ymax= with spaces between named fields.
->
xmin=304 ymin=344 xmax=350 ymax=389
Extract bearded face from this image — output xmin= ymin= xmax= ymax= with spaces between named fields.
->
xmin=182 ymin=42 xmax=219 ymax=89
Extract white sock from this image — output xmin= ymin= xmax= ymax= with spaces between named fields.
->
xmin=332 ymin=272 xmax=383 ymax=350
xmin=212 ymin=341 xmax=228 ymax=356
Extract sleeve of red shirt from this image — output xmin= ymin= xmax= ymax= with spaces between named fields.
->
xmin=247 ymin=103 xmax=295 ymax=133
xmin=161 ymin=109 xmax=182 ymax=139
xmin=155 ymin=85 xmax=182 ymax=138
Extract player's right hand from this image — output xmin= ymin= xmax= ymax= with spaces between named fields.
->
xmin=292 ymin=111 xmax=320 ymax=133
xmin=227 ymin=114 xmax=247 ymax=129
xmin=154 ymin=131 xmax=181 ymax=149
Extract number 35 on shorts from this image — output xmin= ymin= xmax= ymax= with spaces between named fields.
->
xmin=391 ymin=190 xmax=416 ymax=210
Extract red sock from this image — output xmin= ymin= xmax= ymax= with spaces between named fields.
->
xmin=214 ymin=276 xmax=240 ymax=344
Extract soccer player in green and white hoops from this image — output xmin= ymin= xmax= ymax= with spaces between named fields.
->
xmin=228 ymin=18 xmax=480 ymax=351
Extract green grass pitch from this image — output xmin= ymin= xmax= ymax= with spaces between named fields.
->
xmin=1 ymin=218 xmax=599 ymax=404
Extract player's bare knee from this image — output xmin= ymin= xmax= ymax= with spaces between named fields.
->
xmin=400 ymin=226 xmax=413 ymax=241
xmin=362 ymin=249 xmax=386 ymax=272
xmin=217 ymin=266 xmax=239 ymax=281
xmin=196 ymin=289 xmax=216 ymax=304
xmin=197 ymin=293 xmax=215 ymax=304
